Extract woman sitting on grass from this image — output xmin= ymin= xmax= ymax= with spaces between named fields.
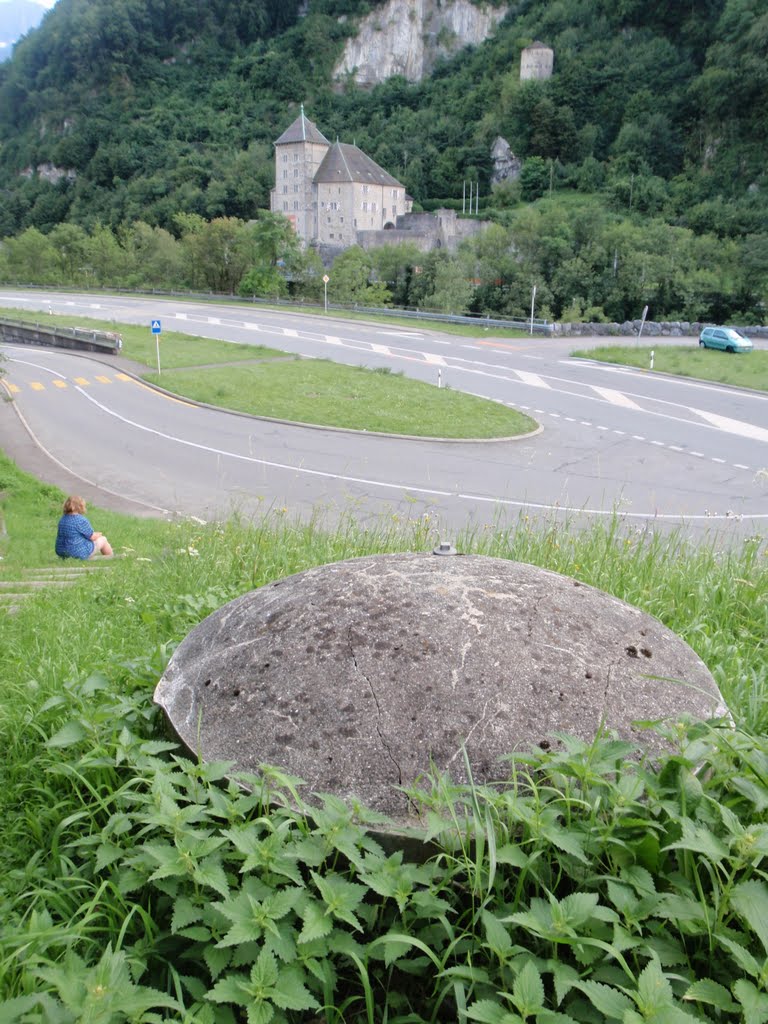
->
xmin=55 ymin=496 xmax=113 ymax=559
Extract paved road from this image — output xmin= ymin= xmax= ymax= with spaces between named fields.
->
xmin=1 ymin=290 xmax=766 ymax=543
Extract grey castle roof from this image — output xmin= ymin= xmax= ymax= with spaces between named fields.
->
xmin=313 ymin=141 xmax=403 ymax=188
xmin=274 ymin=111 xmax=330 ymax=147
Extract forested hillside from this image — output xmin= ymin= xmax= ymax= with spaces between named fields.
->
xmin=0 ymin=0 xmax=766 ymax=323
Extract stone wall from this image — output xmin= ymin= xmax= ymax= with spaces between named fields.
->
xmin=551 ymin=319 xmax=768 ymax=338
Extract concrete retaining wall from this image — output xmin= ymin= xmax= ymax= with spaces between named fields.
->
xmin=0 ymin=318 xmax=122 ymax=354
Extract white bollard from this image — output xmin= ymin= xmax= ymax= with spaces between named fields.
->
xmin=650 ymin=349 xmax=654 ymax=370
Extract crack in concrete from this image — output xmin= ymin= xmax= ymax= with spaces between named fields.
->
xmin=445 ymin=696 xmax=502 ymax=767
xmin=347 ymin=628 xmax=402 ymax=786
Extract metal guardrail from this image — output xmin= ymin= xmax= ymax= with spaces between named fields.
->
xmin=1 ymin=284 xmax=552 ymax=334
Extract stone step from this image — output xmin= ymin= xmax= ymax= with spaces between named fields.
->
xmin=0 ymin=579 xmax=77 ymax=589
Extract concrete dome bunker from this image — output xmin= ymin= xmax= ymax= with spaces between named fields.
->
xmin=154 ymin=552 xmax=724 ymax=828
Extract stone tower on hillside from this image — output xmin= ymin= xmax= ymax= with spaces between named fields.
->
xmin=520 ymin=41 xmax=554 ymax=81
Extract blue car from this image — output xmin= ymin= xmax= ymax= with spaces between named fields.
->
xmin=699 ymin=326 xmax=753 ymax=353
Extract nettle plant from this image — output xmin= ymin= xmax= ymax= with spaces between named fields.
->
xmin=2 ymin=670 xmax=768 ymax=1023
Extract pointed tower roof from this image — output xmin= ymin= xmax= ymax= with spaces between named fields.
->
xmin=314 ymin=141 xmax=402 ymax=187
xmin=274 ymin=106 xmax=330 ymax=146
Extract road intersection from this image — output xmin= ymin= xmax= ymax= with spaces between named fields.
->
xmin=1 ymin=291 xmax=766 ymax=542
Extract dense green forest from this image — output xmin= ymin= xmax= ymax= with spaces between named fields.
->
xmin=0 ymin=0 xmax=766 ymax=322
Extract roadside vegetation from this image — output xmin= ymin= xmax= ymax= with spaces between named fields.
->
xmin=0 ymin=307 xmax=537 ymax=437
xmin=573 ymin=345 xmax=768 ymax=391
xmin=1 ymin=453 xmax=767 ymax=1020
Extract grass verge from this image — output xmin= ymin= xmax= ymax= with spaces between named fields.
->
xmin=572 ymin=343 xmax=768 ymax=390
xmin=1 ymin=307 xmax=537 ymax=437
xmin=0 ymin=454 xmax=767 ymax=1018
xmin=145 ymin=359 xmax=536 ymax=436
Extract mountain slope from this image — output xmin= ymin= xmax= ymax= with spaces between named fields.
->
xmin=0 ymin=0 xmax=765 ymax=241
xmin=0 ymin=0 xmax=47 ymax=62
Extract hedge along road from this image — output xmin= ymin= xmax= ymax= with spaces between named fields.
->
xmin=0 ymin=289 xmax=767 ymax=543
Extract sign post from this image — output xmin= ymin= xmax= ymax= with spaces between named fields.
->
xmin=151 ymin=319 xmax=162 ymax=374
xmin=322 ymin=274 xmax=330 ymax=314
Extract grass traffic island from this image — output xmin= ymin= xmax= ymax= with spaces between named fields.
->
xmin=1 ymin=307 xmax=536 ymax=438
xmin=145 ymin=360 xmax=535 ymax=437
xmin=0 ymin=453 xmax=767 ymax=1017
xmin=572 ymin=343 xmax=768 ymax=390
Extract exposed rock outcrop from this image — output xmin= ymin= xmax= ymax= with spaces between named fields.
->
xmin=334 ymin=0 xmax=508 ymax=86
xmin=490 ymin=136 xmax=521 ymax=185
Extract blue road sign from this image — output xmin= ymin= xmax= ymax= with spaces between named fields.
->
xmin=151 ymin=319 xmax=162 ymax=334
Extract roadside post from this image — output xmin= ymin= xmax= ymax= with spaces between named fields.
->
xmin=322 ymin=274 xmax=329 ymax=313
xmin=151 ymin=318 xmax=162 ymax=374
xmin=637 ymin=304 xmax=649 ymax=344
xmin=530 ymin=284 xmax=537 ymax=335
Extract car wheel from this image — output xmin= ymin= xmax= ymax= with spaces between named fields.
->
xmin=699 ymin=340 xmax=705 ymax=347
xmin=726 ymin=346 xmax=734 ymax=353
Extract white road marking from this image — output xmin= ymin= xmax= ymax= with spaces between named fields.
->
xmin=515 ymin=370 xmax=550 ymax=388
xmin=62 ymin=387 xmax=768 ymax=523
xmin=370 ymin=343 xmax=393 ymax=355
xmin=691 ymin=408 xmax=768 ymax=443
xmin=591 ymin=386 xmax=642 ymax=409
xmin=423 ymin=352 xmax=447 ymax=366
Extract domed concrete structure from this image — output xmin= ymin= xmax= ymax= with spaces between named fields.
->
xmin=155 ymin=553 xmax=725 ymax=827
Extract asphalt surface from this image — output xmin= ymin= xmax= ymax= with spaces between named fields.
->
xmin=1 ymin=290 xmax=766 ymax=544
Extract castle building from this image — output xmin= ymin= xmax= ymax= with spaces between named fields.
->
xmin=269 ymin=107 xmax=412 ymax=248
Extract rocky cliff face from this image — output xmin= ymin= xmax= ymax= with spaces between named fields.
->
xmin=334 ymin=0 xmax=507 ymax=86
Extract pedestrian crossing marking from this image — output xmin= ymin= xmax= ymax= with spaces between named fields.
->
xmin=30 ymin=381 xmax=44 ymax=391
xmin=7 ymin=383 xmax=19 ymax=394
xmin=52 ymin=380 xmax=68 ymax=389
xmin=74 ymin=377 xmax=89 ymax=385
xmin=115 ymin=373 xmax=131 ymax=381
xmin=95 ymin=375 xmax=111 ymax=383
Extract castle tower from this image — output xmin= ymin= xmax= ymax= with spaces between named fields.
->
xmin=270 ymin=105 xmax=330 ymax=243
xmin=520 ymin=41 xmax=554 ymax=81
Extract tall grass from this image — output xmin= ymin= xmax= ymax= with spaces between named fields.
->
xmin=1 ymin=453 xmax=767 ymax=1020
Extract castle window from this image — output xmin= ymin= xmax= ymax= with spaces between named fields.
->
xmin=294 ymin=169 xmax=299 ymax=178
xmin=371 ymin=202 xmax=377 ymax=212
xmin=282 ymin=155 xmax=287 ymax=163
xmin=363 ymin=185 xmax=369 ymax=194
xmin=294 ymin=185 xmax=299 ymax=193
xmin=294 ymin=201 xmax=299 ymax=210
xmin=362 ymin=201 xmax=368 ymax=212
xmin=283 ymin=201 xmax=288 ymax=210
xmin=283 ymin=170 xmax=287 ymax=179
xmin=283 ymin=186 xmax=287 ymax=194
xmin=293 ymin=153 xmax=298 ymax=162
